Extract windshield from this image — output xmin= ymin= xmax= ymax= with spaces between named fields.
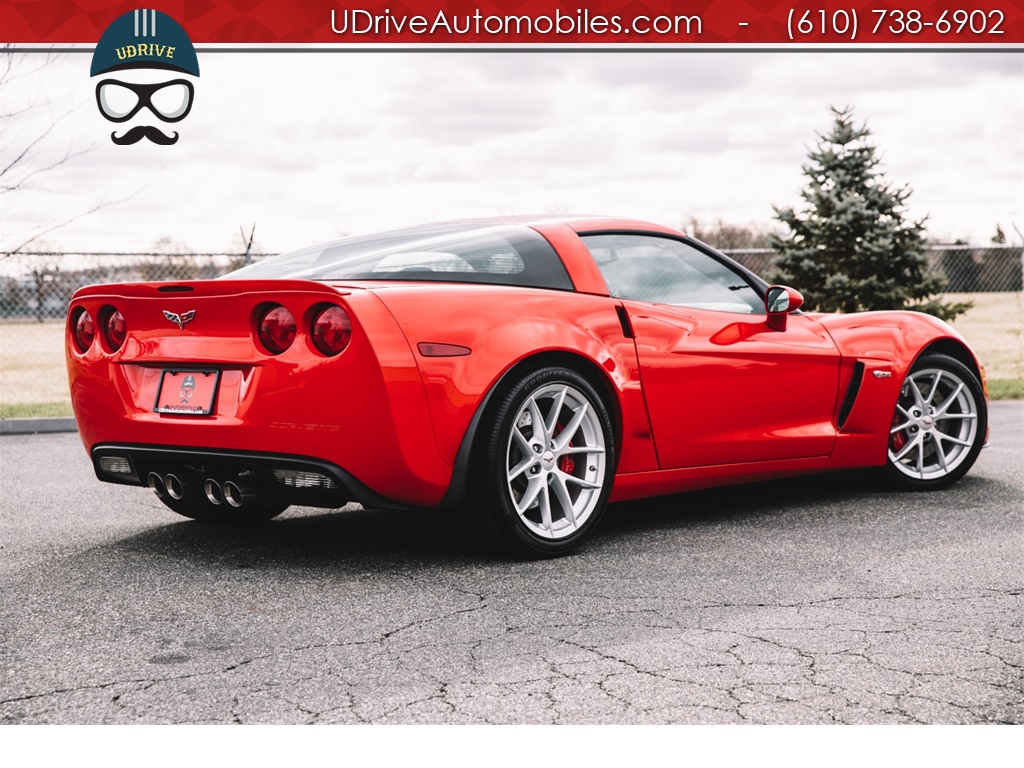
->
xmin=224 ymin=224 xmax=574 ymax=291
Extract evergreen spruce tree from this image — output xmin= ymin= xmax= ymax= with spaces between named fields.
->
xmin=771 ymin=107 xmax=969 ymax=321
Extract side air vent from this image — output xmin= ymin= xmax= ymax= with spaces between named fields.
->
xmin=615 ymin=305 xmax=635 ymax=339
xmin=837 ymin=361 xmax=865 ymax=430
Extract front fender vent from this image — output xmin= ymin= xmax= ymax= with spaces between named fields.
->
xmin=837 ymin=361 xmax=865 ymax=430
xmin=615 ymin=305 xmax=635 ymax=339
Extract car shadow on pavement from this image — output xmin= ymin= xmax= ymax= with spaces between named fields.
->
xmin=115 ymin=499 xmax=473 ymax=569
xmin=596 ymin=468 xmax=1005 ymax=542
xmin=98 ymin=468 xmax=1003 ymax=571
xmin=600 ymin=469 xmax=877 ymax=534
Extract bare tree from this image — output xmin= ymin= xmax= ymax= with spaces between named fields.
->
xmin=137 ymin=236 xmax=200 ymax=281
xmin=0 ymin=45 xmax=128 ymax=259
xmin=684 ymin=216 xmax=778 ymax=250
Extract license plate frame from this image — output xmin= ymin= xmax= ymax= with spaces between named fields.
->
xmin=154 ymin=369 xmax=221 ymax=416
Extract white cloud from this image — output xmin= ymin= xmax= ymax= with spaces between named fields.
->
xmin=1 ymin=49 xmax=1020 ymax=258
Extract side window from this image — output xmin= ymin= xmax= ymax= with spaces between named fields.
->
xmin=582 ymin=234 xmax=764 ymax=314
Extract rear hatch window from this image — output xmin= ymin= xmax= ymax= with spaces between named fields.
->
xmin=225 ymin=225 xmax=574 ymax=291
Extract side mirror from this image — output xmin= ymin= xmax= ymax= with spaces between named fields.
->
xmin=765 ymin=285 xmax=804 ymax=331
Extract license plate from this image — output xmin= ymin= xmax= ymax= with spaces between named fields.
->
xmin=154 ymin=369 xmax=220 ymax=415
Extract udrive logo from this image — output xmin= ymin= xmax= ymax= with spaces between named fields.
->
xmin=90 ymin=9 xmax=200 ymax=145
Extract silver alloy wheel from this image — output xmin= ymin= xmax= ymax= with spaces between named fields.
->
xmin=888 ymin=366 xmax=980 ymax=481
xmin=505 ymin=382 xmax=607 ymax=540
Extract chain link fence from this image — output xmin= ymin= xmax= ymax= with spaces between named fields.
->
xmin=1 ymin=245 xmax=1021 ymax=418
xmin=725 ymin=245 xmax=1024 ymax=389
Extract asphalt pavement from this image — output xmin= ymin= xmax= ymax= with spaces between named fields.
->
xmin=1 ymin=403 xmax=1021 ymax=724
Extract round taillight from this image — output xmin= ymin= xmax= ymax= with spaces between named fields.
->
xmin=258 ymin=305 xmax=296 ymax=354
xmin=311 ymin=306 xmax=352 ymax=356
xmin=73 ymin=310 xmax=95 ymax=353
xmin=104 ymin=309 xmax=127 ymax=351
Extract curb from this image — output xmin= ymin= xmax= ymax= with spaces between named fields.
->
xmin=0 ymin=418 xmax=78 ymax=436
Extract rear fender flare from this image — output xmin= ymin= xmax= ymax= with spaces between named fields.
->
xmin=434 ymin=350 xmax=623 ymax=511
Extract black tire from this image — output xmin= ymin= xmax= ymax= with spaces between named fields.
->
xmin=883 ymin=353 xmax=987 ymax=490
xmin=157 ymin=494 xmax=287 ymax=524
xmin=465 ymin=366 xmax=615 ymax=558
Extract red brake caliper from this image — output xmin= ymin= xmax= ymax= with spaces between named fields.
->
xmin=890 ymin=409 xmax=906 ymax=452
xmin=557 ymin=421 xmax=575 ymax=474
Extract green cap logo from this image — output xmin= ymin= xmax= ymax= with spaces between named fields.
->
xmin=91 ymin=9 xmax=199 ymax=77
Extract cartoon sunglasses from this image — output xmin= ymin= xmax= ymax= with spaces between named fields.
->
xmin=95 ymin=79 xmax=194 ymax=123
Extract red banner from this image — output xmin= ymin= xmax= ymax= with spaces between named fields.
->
xmin=2 ymin=0 xmax=1023 ymax=44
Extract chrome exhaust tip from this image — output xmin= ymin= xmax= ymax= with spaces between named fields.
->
xmin=222 ymin=480 xmax=256 ymax=508
xmin=165 ymin=473 xmax=185 ymax=500
xmin=204 ymin=479 xmax=224 ymax=505
xmin=147 ymin=472 xmax=166 ymax=498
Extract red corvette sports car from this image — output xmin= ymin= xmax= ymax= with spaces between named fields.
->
xmin=66 ymin=216 xmax=988 ymax=557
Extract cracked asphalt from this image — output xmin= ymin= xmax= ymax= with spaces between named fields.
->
xmin=1 ymin=402 xmax=1021 ymax=724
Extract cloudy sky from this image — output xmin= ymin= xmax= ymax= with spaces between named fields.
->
xmin=2 ymin=49 xmax=1022 ymax=258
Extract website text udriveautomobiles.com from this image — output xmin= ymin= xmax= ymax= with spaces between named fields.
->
xmin=330 ymin=8 xmax=704 ymax=38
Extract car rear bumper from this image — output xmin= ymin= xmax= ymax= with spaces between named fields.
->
xmin=91 ymin=443 xmax=418 ymax=511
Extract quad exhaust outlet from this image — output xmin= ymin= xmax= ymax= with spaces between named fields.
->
xmin=148 ymin=472 xmax=189 ymax=500
xmin=149 ymin=472 xmax=256 ymax=508
xmin=203 ymin=477 xmax=257 ymax=507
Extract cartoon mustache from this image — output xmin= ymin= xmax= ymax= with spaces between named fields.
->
xmin=110 ymin=126 xmax=179 ymax=145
